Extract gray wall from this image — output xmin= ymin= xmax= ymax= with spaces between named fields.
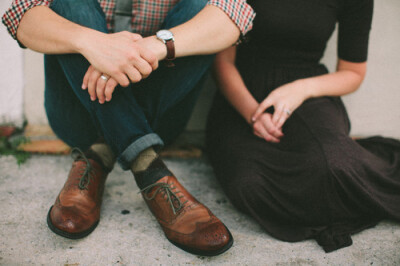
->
xmin=0 ymin=1 xmax=24 ymax=127
xmin=1 ymin=0 xmax=399 ymax=138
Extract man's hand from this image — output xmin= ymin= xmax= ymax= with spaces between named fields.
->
xmin=82 ymin=66 xmax=118 ymax=103
xmin=82 ymin=36 xmax=167 ymax=103
xmin=80 ymin=31 xmax=159 ymax=87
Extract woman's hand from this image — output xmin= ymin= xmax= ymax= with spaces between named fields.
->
xmin=252 ymin=112 xmax=284 ymax=143
xmin=252 ymin=80 xmax=309 ymax=129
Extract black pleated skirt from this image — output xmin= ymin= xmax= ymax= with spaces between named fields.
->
xmin=205 ymin=52 xmax=400 ymax=252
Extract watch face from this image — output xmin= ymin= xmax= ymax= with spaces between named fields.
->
xmin=157 ymin=30 xmax=173 ymax=41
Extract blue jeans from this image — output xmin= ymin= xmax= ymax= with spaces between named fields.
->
xmin=44 ymin=0 xmax=213 ymax=170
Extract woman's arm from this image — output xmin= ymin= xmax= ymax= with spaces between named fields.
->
xmin=252 ymin=59 xmax=367 ymax=129
xmin=214 ymin=46 xmax=283 ymax=142
xmin=214 ymin=49 xmax=367 ymax=142
xmin=213 ymin=46 xmax=258 ymax=124
xmin=301 ymin=59 xmax=366 ymax=99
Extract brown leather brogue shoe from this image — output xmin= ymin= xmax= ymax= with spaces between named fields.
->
xmin=47 ymin=148 xmax=109 ymax=239
xmin=141 ymin=175 xmax=233 ymax=256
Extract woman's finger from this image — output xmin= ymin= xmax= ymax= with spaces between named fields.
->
xmin=88 ymin=70 xmax=102 ymax=101
xmin=272 ymin=104 xmax=285 ymax=125
xmin=260 ymin=114 xmax=283 ymax=139
xmin=253 ymin=130 xmax=263 ymax=139
xmin=259 ymin=126 xmax=281 ymax=143
xmin=252 ymin=98 xmax=273 ymax=122
xmin=253 ymin=121 xmax=280 ymax=143
xmin=82 ymin=65 xmax=93 ymax=90
xmin=276 ymin=111 xmax=290 ymax=129
xmin=105 ymin=78 xmax=118 ymax=102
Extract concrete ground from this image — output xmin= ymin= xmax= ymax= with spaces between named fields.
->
xmin=1 ymin=154 xmax=400 ymax=265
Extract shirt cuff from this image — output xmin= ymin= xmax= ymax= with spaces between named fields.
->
xmin=206 ymin=0 xmax=256 ymax=36
xmin=2 ymin=0 xmax=52 ymax=42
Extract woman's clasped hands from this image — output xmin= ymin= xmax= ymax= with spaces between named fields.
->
xmin=251 ymin=80 xmax=309 ymax=143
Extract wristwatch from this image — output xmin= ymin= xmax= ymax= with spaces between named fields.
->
xmin=156 ymin=29 xmax=175 ymax=67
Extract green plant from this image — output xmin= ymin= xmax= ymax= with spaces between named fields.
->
xmin=0 ymin=136 xmax=31 ymax=165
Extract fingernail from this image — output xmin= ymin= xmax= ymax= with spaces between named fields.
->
xmin=252 ymin=117 xmax=256 ymax=122
xmin=82 ymin=84 xmax=86 ymax=89
xmin=91 ymin=96 xmax=95 ymax=101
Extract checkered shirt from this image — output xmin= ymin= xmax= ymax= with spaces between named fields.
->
xmin=2 ymin=0 xmax=255 ymax=42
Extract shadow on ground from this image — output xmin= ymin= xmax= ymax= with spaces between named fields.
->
xmin=1 ymin=155 xmax=400 ymax=265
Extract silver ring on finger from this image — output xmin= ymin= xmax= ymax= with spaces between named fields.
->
xmin=100 ymin=74 xmax=109 ymax=81
xmin=284 ymin=108 xmax=292 ymax=116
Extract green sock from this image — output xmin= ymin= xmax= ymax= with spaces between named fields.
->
xmin=90 ymin=143 xmax=115 ymax=171
xmin=131 ymin=147 xmax=172 ymax=189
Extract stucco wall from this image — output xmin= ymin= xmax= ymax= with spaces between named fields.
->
xmin=322 ymin=1 xmax=400 ymax=138
xmin=24 ymin=49 xmax=46 ymax=125
xmin=0 ymin=1 xmax=24 ymax=127
xmin=1 ymin=0 xmax=399 ymax=138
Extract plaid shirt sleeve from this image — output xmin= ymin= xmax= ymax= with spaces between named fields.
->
xmin=2 ymin=0 xmax=53 ymax=41
xmin=207 ymin=0 xmax=255 ymax=35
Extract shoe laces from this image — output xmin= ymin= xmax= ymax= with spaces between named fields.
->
xmin=140 ymin=182 xmax=188 ymax=215
xmin=71 ymin=148 xmax=94 ymax=190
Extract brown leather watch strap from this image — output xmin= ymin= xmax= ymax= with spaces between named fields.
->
xmin=165 ymin=39 xmax=175 ymax=67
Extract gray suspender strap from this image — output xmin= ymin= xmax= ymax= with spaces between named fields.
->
xmin=114 ymin=0 xmax=133 ymax=32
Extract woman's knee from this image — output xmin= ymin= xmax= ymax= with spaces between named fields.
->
xmin=183 ymin=0 xmax=209 ymax=15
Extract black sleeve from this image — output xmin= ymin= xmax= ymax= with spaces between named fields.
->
xmin=337 ymin=0 xmax=374 ymax=62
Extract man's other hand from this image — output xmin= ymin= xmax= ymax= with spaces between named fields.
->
xmin=82 ymin=66 xmax=118 ymax=103
xmin=82 ymin=35 xmax=167 ymax=104
xmin=81 ymin=31 xmax=159 ymax=88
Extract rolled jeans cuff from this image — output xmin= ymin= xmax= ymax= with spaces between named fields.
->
xmin=118 ymin=133 xmax=164 ymax=170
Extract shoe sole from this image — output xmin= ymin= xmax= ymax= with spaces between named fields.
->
xmin=167 ymin=226 xmax=234 ymax=257
xmin=46 ymin=206 xmax=99 ymax=239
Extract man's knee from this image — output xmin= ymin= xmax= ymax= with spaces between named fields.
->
xmin=51 ymin=0 xmax=96 ymax=13
xmin=50 ymin=0 xmax=107 ymax=31
xmin=183 ymin=0 xmax=208 ymax=16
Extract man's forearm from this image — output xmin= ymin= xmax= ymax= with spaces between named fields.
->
xmin=17 ymin=6 xmax=95 ymax=54
xmin=145 ymin=5 xmax=241 ymax=61
xmin=18 ymin=4 xmax=241 ymax=59
xmin=16 ymin=5 xmax=158 ymax=87
xmin=171 ymin=5 xmax=240 ymax=57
